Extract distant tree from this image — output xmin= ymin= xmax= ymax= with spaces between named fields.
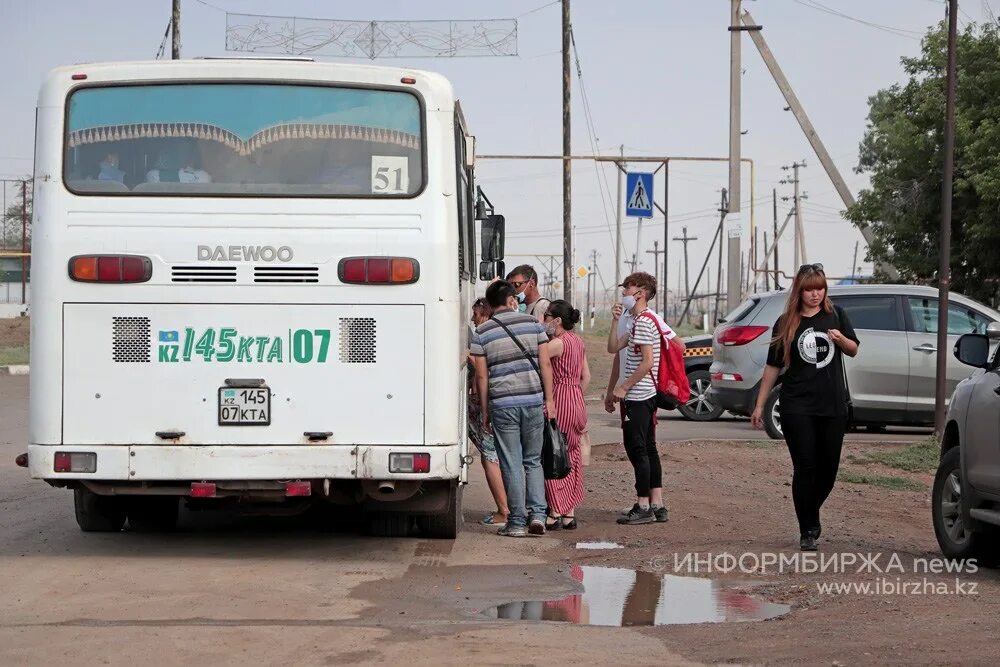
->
xmin=1 ymin=177 xmax=32 ymax=251
xmin=847 ymin=22 xmax=1000 ymax=306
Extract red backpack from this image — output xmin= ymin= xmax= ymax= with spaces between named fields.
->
xmin=634 ymin=312 xmax=690 ymax=409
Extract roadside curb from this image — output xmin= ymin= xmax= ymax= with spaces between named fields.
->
xmin=0 ymin=365 xmax=29 ymax=376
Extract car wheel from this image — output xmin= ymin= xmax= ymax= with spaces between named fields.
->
xmin=932 ymin=447 xmax=1000 ymax=564
xmin=763 ymin=386 xmax=783 ymax=440
xmin=678 ymin=369 xmax=725 ymax=422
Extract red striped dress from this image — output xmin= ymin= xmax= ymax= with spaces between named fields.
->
xmin=544 ymin=331 xmax=587 ymax=515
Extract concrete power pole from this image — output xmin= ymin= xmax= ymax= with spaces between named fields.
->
xmin=781 ymin=160 xmax=807 ymax=269
xmin=741 ymin=9 xmax=898 ymax=280
xmin=171 ymin=0 xmax=181 ymax=59
xmin=673 ymin=227 xmax=697 ymax=317
xmin=614 ymin=145 xmax=623 ymax=289
xmin=561 ymin=0 xmax=572 ymax=301
xmin=725 ymin=0 xmax=743 ymax=314
xmin=646 ymin=240 xmax=665 ymax=314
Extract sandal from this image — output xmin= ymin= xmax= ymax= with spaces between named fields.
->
xmin=545 ymin=514 xmax=563 ymax=530
xmin=481 ymin=513 xmax=505 ymax=525
xmin=561 ymin=516 xmax=577 ymax=530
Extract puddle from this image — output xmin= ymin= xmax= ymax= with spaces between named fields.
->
xmin=485 ymin=566 xmax=789 ymax=626
xmin=575 ymin=541 xmax=624 ymax=550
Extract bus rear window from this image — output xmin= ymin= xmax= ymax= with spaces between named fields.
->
xmin=64 ymin=83 xmax=423 ymax=197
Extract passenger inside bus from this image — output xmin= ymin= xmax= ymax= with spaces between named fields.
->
xmin=145 ymin=141 xmax=212 ymax=184
xmin=97 ymin=152 xmax=125 ymax=183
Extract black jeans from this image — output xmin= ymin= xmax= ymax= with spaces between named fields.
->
xmin=781 ymin=413 xmax=847 ymax=536
xmin=622 ymin=397 xmax=661 ymax=498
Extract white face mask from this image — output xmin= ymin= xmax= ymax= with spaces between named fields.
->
xmin=516 ymin=291 xmax=526 ymax=303
xmin=621 ymin=294 xmax=637 ymax=311
xmin=544 ymin=322 xmax=557 ymax=336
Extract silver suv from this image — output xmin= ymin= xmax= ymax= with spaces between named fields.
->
xmin=708 ymin=285 xmax=1000 ymax=438
xmin=933 ymin=323 xmax=1000 ymax=562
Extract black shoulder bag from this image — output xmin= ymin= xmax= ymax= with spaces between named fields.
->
xmin=832 ymin=306 xmax=855 ymax=430
xmin=489 ymin=316 xmax=571 ymax=480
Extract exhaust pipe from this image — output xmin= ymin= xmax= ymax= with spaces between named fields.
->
xmin=378 ymin=481 xmax=396 ymax=495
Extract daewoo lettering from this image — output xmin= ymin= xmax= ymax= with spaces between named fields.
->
xmin=197 ymin=245 xmax=293 ymax=262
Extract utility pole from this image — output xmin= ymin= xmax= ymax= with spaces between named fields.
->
xmin=645 ymin=240 xmax=665 ymax=314
xmin=935 ymin=0 xmax=959 ymax=437
xmin=851 ymin=241 xmax=860 ymax=282
xmin=561 ymin=0 xmax=572 ymax=301
xmin=677 ymin=191 xmax=727 ymax=327
xmin=781 ymin=160 xmax=807 ymax=269
xmin=728 ymin=0 xmax=742 ymax=212
xmin=614 ymin=145 xmax=623 ymax=289
xmin=763 ymin=232 xmax=771 ymax=291
xmin=171 ymin=0 xmax=181 ymax=59
xmin=673 ymin=226 xmax=697 ymax=319
xmin=772 ymin=188 xmax=780 ymax=288
xmin=742 ymin=9 xmax=897 ymax=280
xmin=586 ymin=249 xmax=597 ymax=328
xmin=21 ymin=180 xmax=27 ymax=305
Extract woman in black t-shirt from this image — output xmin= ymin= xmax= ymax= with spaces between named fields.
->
xmin=751 ymin=264 xmax=860 ymax=551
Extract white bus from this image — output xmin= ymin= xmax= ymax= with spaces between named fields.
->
xmin=24 ymin=59 xmax=506 ymax=538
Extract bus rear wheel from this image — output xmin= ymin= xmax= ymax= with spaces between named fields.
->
xmin=420 ymin=484 xmax=463 ymax=539
xmin=74 ymin=487 xmax=127 ymax=532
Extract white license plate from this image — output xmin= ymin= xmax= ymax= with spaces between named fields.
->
xmin=218 ymin=387 xmax=271 ymax=426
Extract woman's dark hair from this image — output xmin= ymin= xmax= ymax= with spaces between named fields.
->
xmin=472 ymin=298 xmax=491 ymax=317
xmin=547 ymin=299 xmax=581 ymax=330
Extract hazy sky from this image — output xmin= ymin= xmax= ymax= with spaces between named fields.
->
xmin=0 ymin=0 xmax=971 ymax=300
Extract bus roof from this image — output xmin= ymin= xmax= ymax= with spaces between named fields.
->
xmin=38 ymin=59 xmax=454 ymax=107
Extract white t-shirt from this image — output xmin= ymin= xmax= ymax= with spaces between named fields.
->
xmin=619 ymin=308 xmax=676 ymax=401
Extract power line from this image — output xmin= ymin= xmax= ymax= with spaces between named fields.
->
xmin=517 ymin=0 xmax=560 ymax=19
xmin=568 ymin=25 xmax=618 ymax=253
xmin=154 ymin=16 xmax=172 ymax=60
xmin=193 ymin=0 xmax=228 ymax=13
xmin=791 ymin=0 xmax=923 ymax=40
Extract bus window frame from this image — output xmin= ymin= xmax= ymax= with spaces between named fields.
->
xmin=61 ymin=79 xmax=429 ymax=200
xmin=454 ymin=112 xmax=474 ymax=282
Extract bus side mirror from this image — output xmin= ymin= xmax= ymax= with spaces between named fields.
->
xmin=480 ymin=214 xmax=505 ymax=262
xmin=479 ymin=260 xmax=504 ymax=282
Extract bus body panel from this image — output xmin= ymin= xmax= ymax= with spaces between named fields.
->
xmin=29 ymin=61 xmax=472 ymax=487
xmin=62 ymin=303 xmax=424 ymax=446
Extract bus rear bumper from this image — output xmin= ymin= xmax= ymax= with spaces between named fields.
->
xmin=27 ymin=444 xmax=464 ymax=482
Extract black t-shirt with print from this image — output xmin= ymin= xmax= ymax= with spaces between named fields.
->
xmin=765 ymin=305 xmax=859 ymax=417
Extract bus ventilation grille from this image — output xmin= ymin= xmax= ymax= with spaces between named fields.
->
xmin=171 ymin=266 xmax=237 ymax=283
xmin=339 ymin=317 xmax=376 ymax=364
xmin=253 ymin=266 xmax=320 ymax=283
xmin=112 ymin=316 xmax=151 ymax=363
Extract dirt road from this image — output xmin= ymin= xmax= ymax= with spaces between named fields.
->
xmin=2 ymin=375 xmax=997 ymax=666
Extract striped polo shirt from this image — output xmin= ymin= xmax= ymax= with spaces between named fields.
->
xmin=470 ymin=309 xmax=549 ymax=409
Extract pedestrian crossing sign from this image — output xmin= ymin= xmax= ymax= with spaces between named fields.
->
xmin=625 ymin=172 xmax=654 ymax=218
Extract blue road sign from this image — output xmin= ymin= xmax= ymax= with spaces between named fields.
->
xmin=625 ymin=172 xmax=654 ymax=218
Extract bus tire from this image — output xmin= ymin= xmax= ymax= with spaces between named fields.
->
xmin=127 ymin=496 xmax=180 ymax=532
xmin=74 ymin=487 xmax=127 ymax=532
xmin=367 ymin=513 xmax=411 ymax=538
xmin=421 ymin=484 xmax=463 ymax=540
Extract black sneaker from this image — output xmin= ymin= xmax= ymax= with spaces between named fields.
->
xmin=652 ymin=505 xmax=668 ymax=523
xmin=800 ymin=534 xmax=818 ymax=551
xmin=617 ymin=506 xmax=655 ymax=525
xmin=620 ymin=503 xmax=640 ymax=517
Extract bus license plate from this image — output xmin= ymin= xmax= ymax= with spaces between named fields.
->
xmin=218 ymin=387 xmax=271 ymax=426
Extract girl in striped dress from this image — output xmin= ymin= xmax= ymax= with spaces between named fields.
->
xmin=542 ymin=300 xmax=591 ymax=529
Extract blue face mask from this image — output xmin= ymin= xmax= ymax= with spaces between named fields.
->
xmin=621 ymin=294 xmax=637 ymax=311
xmin=516 ymin=291 xmax=527 ymax=312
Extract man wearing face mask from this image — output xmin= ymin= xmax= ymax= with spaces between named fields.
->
xmin=506 ymin=265 xmax=551 ymax=323
xmin=471 ymin=280 xmax=556 ymax=537
xmin=604 ymin=272 xmax=682 ymax=525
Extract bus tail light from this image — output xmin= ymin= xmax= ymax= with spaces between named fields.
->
xmin=285 ymin=481 xmax=312 ymax=497
xmin=190 ymin=482 xmax=216 ymax=498
xmin=389 ymin=453 xmax=431 ymax=473
xmin=53 ymin=452 xmax=97 ymax=473
xmin=338 ymin=257 xmax=419 ymax=285
xmin=69 ymin=255 xmax=152 ymax=283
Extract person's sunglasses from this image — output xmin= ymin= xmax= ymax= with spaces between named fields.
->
xmin=798 ymin=263 xmax=824 ymax=274
xmin=543 ymin=312 xmax=554 ymax=320
xmin=509 ymin=280 xmax=527 ymax=288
